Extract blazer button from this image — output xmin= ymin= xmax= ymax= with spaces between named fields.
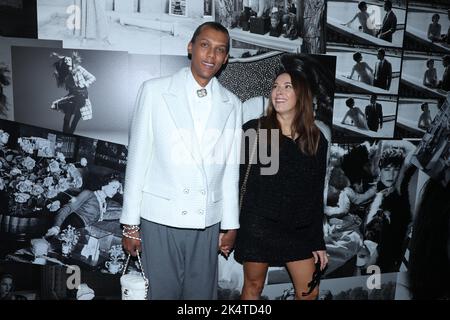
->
xmin=198 ymin=209 xmax=204 ymax=215
xmin=183 ymin=188 xmax=189 ymax=194
xmin=181 ymin=210 xmax=188 ymax=215
xmin=200 ymin=190 xmax=206 ymax=195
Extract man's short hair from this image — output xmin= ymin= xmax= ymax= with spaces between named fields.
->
xmin=378 ymin=48 xmax=385 ymax=56
xmin=379 ymin=148 xmax=405 ymax=169
xmin=443 ymin=55 xmax=450 ymax=64
xmin=190 ymin=21 xmax=230 ymax=54
xmin=370 ymin=94 xmax=377 ymax=100
xmin=384 ymin=0 xmax=392 ymax=10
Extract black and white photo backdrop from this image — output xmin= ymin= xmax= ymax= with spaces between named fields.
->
xmin=332 ymin=93 xmax=398 ymax=139
xmin=127 ymin=54 xmax=190 ymax=120
xmin=327 ymin=44 xmax=402 ymax=96
xmin=404 ymin=0 xmax=450 ymax=54
xmin=323 ymin=139 xmax=416 ymax=278
xmin=395 ymin=97 xmax=441 ymax=138
xmin=216 ymin=0 xmax=326 ymax=55
xmin=0 ymin=0 xmax=448 ymax=300
xmin=0 ymin=119 xmax=128 ymax=276
xmin=327 ymin=0 xmax=407 ymax=48
xmin=400 ymin=51 xmax=449 ymax=99
xmin=0 ymin=36 xmax=62 ymax=121
xmin=0 ymin=261 xmax=42 ymax=300
xmin=0 ymin=0 xmax=37 ymax=39
xmin=11 ymin=46 xmax=129 ymax=145
xmin=261 ymin=272 xmax=398 ymax=300
xmin=411 ymin=96 xmax=449 ymax=188
xmin=38 ymin=0 xmax=213 ymax=55
xmin=406 ymin=167 xmax=450 ymax=299
xmin=0 ymin=262 xmax=123 ymax=300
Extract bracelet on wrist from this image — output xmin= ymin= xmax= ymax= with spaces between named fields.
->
xmin=123 ymin=233 xmax=141 ymax=241
xmin=122 ymin=228 xmax=141 ymax=241
xmin=123 ymin=225 xmax=140 ymax=232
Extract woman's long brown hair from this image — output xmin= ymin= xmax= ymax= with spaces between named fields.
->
xmin=264 ymin=69 xmax=321 ymax=156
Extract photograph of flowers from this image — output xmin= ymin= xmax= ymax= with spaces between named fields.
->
xmin=0 ymin=119 xmax=128 ymax=278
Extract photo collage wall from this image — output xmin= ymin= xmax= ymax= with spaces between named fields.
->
xmin=0 ymin=0 xmax=449 ymax=300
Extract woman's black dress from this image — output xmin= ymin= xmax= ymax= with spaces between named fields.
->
xmin=234 ymin=117 xmax=328 ymax=267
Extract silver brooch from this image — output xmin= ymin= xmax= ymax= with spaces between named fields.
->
xmin=196 ymin=88 xmax=207 ymax=98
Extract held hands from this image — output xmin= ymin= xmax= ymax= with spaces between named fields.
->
xmin=312 ymin=250 xmax=328 ymax=271
xmin=218 ymin=229 xmax=237 ymax=258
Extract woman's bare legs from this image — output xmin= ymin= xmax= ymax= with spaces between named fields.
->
xmin=241 ymin=262 xmax=269 ymax=300
xmin=286 ymin=257 xmax=318 ymax=300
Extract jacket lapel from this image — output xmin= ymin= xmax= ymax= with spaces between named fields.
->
xmin=201 ymin=78 xmax=234 ymax=159
xmin=162 ymin=68 xmax=203 ymax=168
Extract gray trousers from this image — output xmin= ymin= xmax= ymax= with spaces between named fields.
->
xmin=140 ymin=219 xmax=220 ymax=300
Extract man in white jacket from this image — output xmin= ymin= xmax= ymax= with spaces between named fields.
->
xmin=120 ymin=21 xmax=242 ymax=300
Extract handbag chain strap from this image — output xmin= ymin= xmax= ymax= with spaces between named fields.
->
xmin=239 ymin=120 xmax=260 ymax=211
xmin=122 ymin=250 xmax=149 ymax=297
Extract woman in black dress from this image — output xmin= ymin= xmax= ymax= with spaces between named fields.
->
xmin=234 ymin=63 xmax=328 ymax=300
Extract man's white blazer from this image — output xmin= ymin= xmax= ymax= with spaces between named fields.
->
xmin=120 ymin=67 xmax=242 ymax=230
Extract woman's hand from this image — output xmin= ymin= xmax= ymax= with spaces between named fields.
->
xmin=218 ymin=229 xmax=237 ymax=258
xmin=45 ymin=226 xmax=60 ymax=237
xmin=313 ymin=250 xmax=328 ymax=271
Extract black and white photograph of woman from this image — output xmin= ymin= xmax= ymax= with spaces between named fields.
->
xmin=405 ymin=1 xmax=450 ymax=54
xmin=321 ymin=139 xmax=417 ymax=279
xmin=349 ymin=51 xmax=374 ymax=86
xmin=395 ymin=98 xmax=440 ymax=139
xmin=50 ymin=51 xmax=96 ymax=135
xmin=332 ymin=93 xmax=397 ymax=139
xmin=327 ymin=0 xmax=407 ymax=48
xmin=340 ymin=97 xmax=369 ymax=130
xmin=0 ymin=119 xmax=128 ymax=274
xmin=401 ymin=51 xmax=449 ymax=99
xmin=11 ymin=46 xmax=129 ymax=145
xmin=423 ymin=58 xmax=438 ymax=88
xmin=327 ymin=44 xmax=401 ymax=96
xmin=341 ymin=1 xmax=376 ymax=37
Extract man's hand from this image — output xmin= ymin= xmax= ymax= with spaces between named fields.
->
xmin=218 ymin=229 xmax=237 ymax=258
xmin=122 ymin=225 xmax=142 ymax=257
